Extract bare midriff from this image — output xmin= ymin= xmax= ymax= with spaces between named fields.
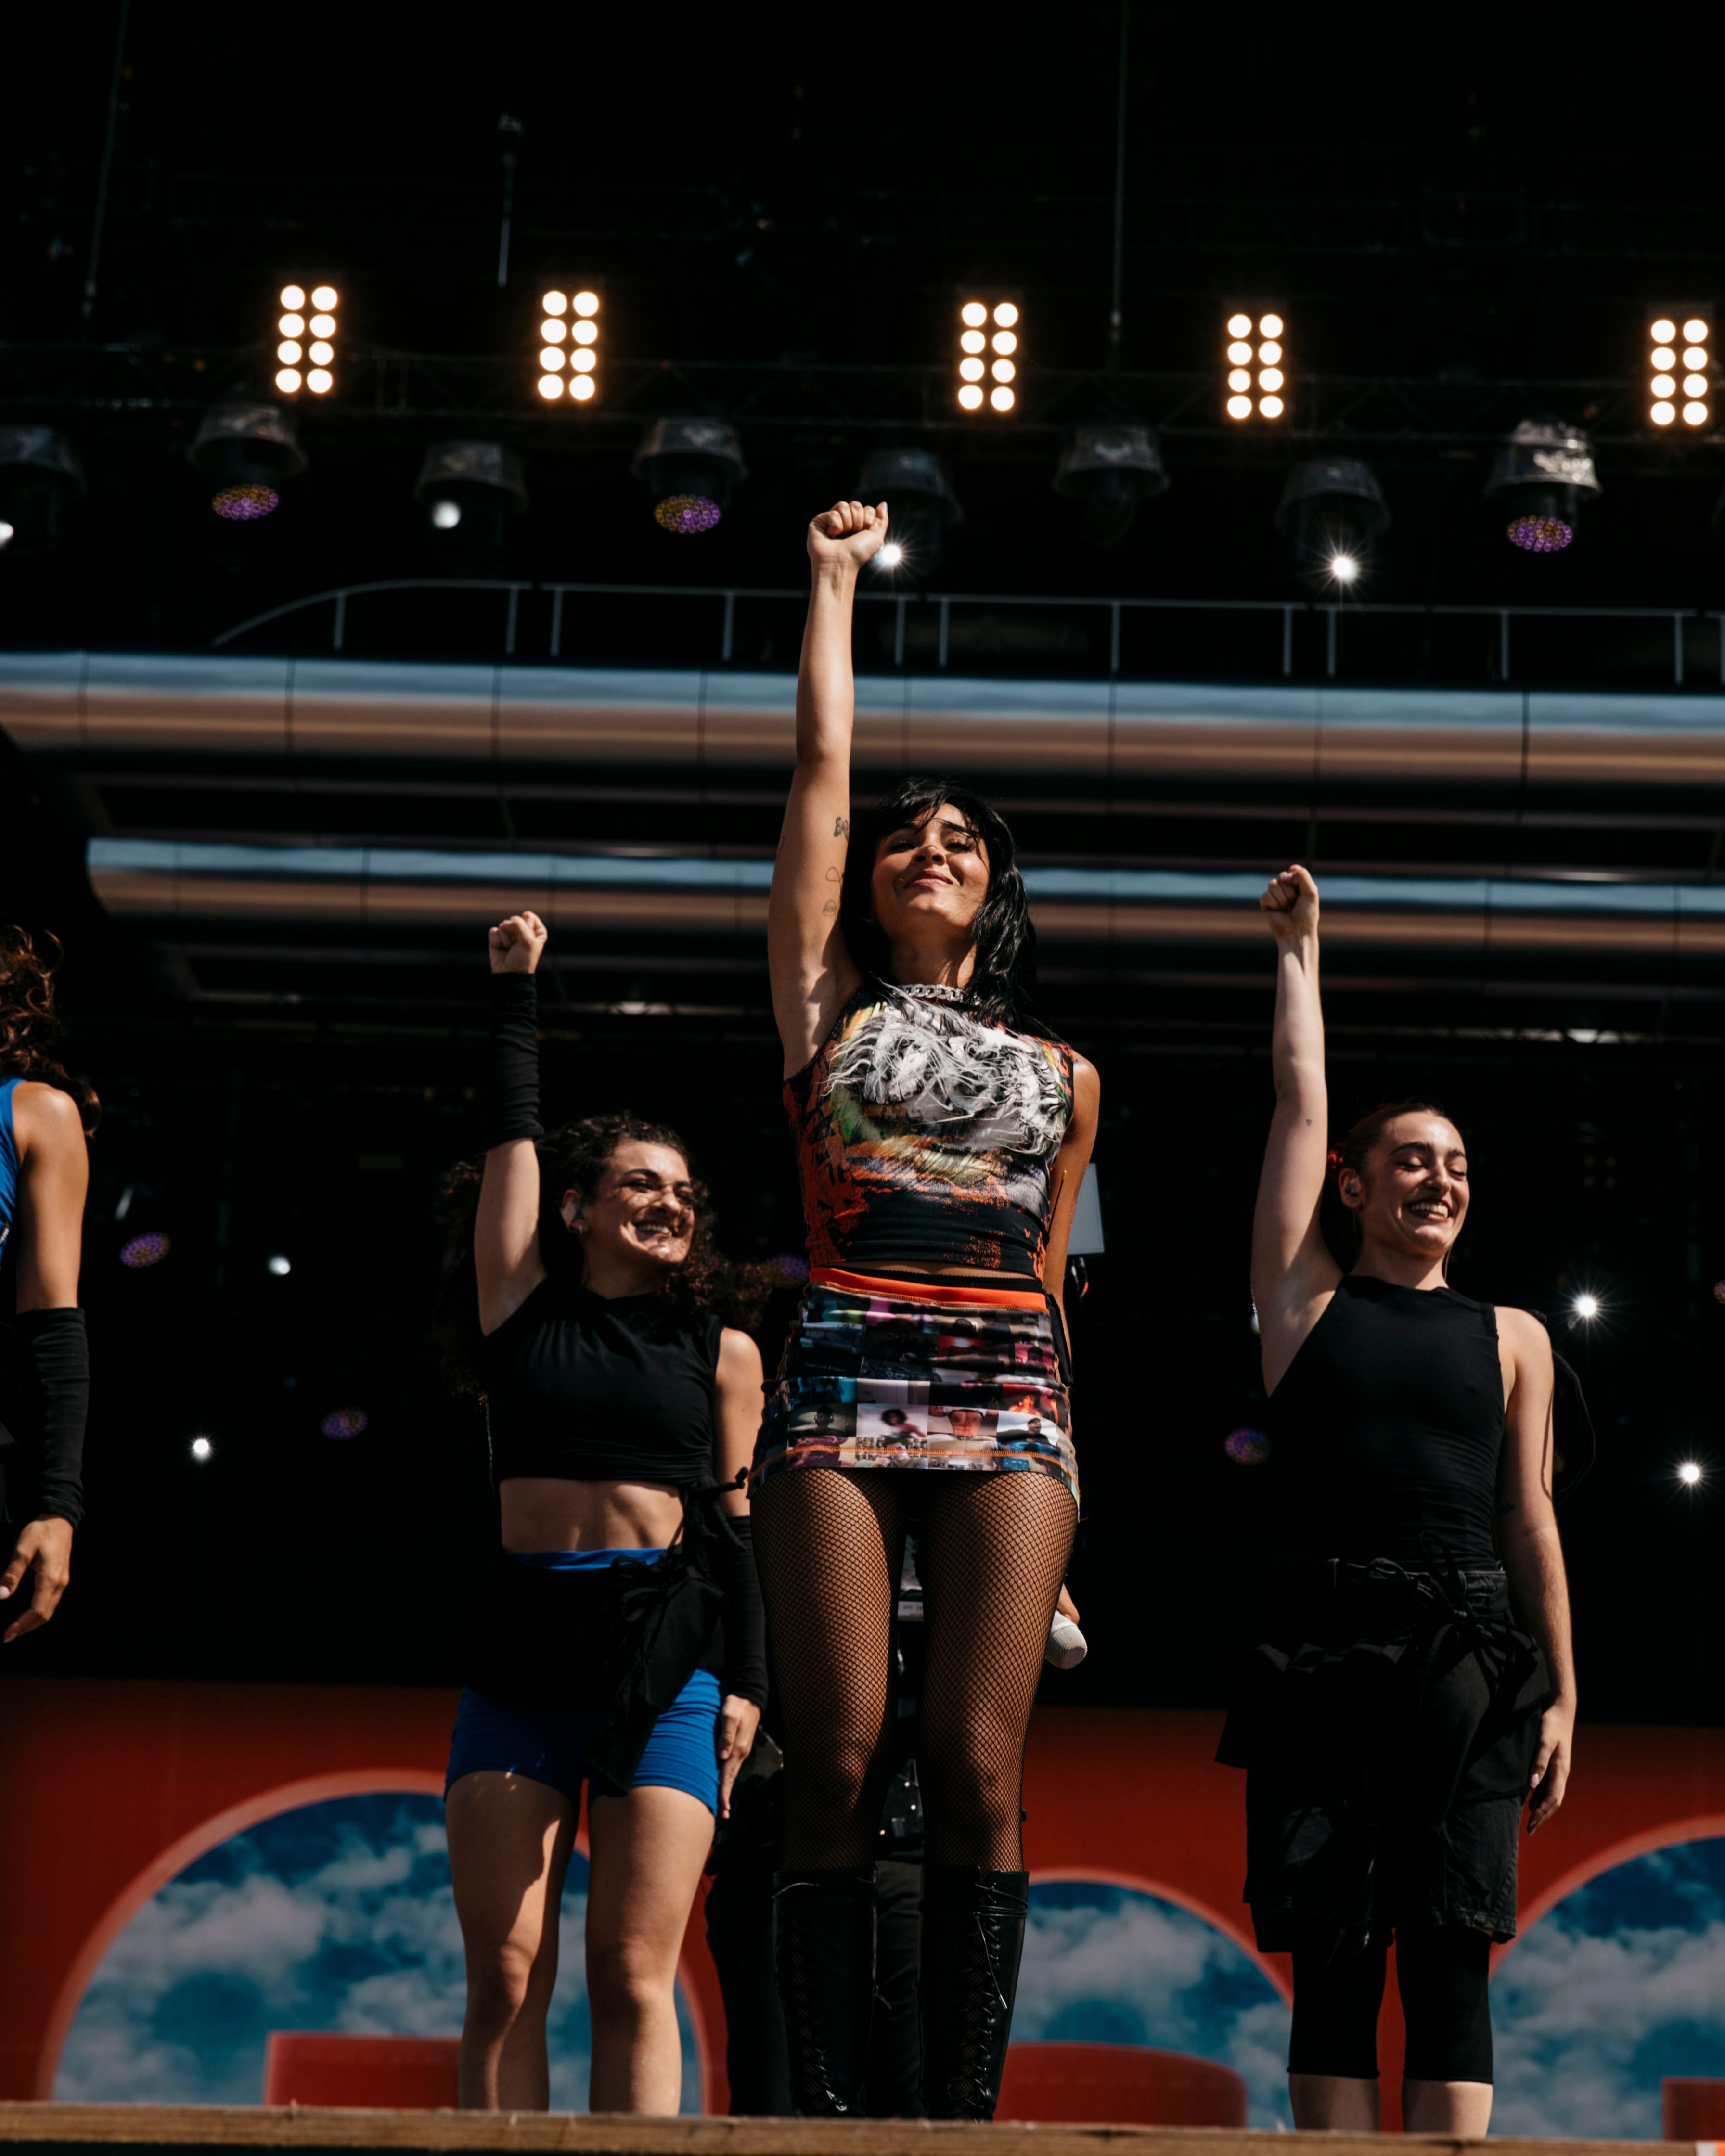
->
xmin=498 ymin=1475 xmax=686 ymax=1554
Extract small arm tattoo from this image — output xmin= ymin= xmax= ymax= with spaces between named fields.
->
xmin=822 ymin=900 xmax=838 ymax=915
xmin=834 ymin=816 xmax=850 ymax=837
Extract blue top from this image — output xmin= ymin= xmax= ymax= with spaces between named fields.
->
xmin=0 ymin=1077 xmax=18 ymax=1259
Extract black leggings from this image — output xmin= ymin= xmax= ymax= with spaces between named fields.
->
xmin=1287 ymin=1926 xmax=1493 ymax=2085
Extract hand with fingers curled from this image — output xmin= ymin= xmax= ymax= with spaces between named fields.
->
xmin=489 ymin=910 xmax=548 ymax=975
xmin=0 ymin=1515 xmax=73 ymax=1644
xmin=1260 ymin=862 xmax=1320 ymax=942
xmin=807 ymin=498 xmax=889 ymax=570
xmin=1526 ymin=1696 xmax=1575 ymax=1835
xmin=714 ymin=1693 xmax=762 ymax=1821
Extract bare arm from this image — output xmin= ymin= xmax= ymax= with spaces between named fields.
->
xmin=711 ymin=1325 xmax=764 ymax=1814
xmin=1250 ymin=866 xmax=1340 ymax=1392
xmin=1495 ymin=1307 xmax=1576 ymax=1833
xmin=1 ymin=1083 xmax=89 ymax=1639
xmin=768 ymin=500 xmax=888 ymax=1078
xmin=474 ymin=912 xmax=550 ymax=1335
xmin=1040 ymin=1057 xmax=1100 ymax=1358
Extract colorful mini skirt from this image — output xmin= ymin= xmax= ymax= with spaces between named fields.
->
xmin=750 ymin=1268 xmax=1078 ymax=1506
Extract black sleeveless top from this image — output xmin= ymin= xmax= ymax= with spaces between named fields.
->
xmin=1267 ymin=1274 xmax=1504 ymax=1567
xmin=484 ymin=1275 xmax=723 ymax=1487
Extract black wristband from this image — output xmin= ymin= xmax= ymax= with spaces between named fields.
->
xmin=485 ymin=971 xmax=544 ymax=1149
xmin=716 ymin=1515 xmax=769 ymax=1707
xmin=14 ymin=1307 xmax=88 ymax=1530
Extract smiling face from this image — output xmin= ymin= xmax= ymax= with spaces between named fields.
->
xmin=1341 ymin=1112 xmax=1470 ymax=1264
xmin=869 ymin=801 xmax=991 ymax=950
xmin=561 ymin=1140 xmax=695 ymax=1277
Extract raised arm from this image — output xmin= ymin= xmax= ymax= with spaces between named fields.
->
xmin=1494 ymin=1308 xmax=1576 ymax=1833
xmin=474 ymin=911 xmax=550 ymax=1335
xmin=1250 ymin=866 xmax=1340 ymax=1391
xmin=768 ymin=500 xmax=888 ymax=1078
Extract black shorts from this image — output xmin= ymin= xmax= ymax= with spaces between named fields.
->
xmin=1219 ymin=1561 xmax=1552 ymax=1952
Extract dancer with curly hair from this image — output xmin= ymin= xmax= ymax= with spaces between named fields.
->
xmin=0 ymin=927 xmax=95 ymax=1646
xmin=752 ymin=500 xmax=1100 ymax=2118
xmin=1219 ymin=865 xmax=1575 ymax=2137
xmin=438 ymin=910 xmax=769 ymax=2113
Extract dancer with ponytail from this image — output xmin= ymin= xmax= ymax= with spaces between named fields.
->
xmin=438 ymin=911 xmax=768 ymax=2113
xmin=753 ymin=499 xmax=1099 ymax=2118
xmin=1220 ymin=865 xmax=1576 ymax=2135
xmin=0 ymin=928 xmax=94 ymax=1645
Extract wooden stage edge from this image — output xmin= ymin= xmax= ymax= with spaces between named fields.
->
xmin=0 ymin=2108 xmax=1698 ymax=2156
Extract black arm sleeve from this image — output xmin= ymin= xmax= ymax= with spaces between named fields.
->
xmin=484 ymin=971 xmax=544 ymax=1149
xmin=13 ymin=1307 xmax=88 ymax=1529
xmin=716 ymin=1515 xmax=769 ymax=1707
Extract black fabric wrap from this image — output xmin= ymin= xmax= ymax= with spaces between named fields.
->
xmin=0 ymin=1308 xmax=89 ymax=1530
xmin=484 ymin=971 xmax=544 ymax=1148
xmin=714 ymin=1514 xmax=769 ymax=1708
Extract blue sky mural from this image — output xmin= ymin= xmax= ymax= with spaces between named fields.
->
xmin=1492 ymin=1835 xmax=1725 ymax=2139
xmin=1017 ymin=1880 xmax=1294 ymax=2129
xmin=54 ymin=1792 xmax=702 ymax=2111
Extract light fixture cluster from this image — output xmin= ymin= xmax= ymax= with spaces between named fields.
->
xmin=538 ymin=288 xmax=600 ymax=403
xmin=1225 ymin=311 xmax=1285 ymax=421
xmin=274 ymin=284 xmax=338 ymax=397
xmin=1648 ymin=313 xmax=1710 ymax=430
xmin=957 ymin=298 xmax=1020 ymax=413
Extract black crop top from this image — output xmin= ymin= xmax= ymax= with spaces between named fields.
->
xmin=484 ymin=1276 xmax=723 ymax=1487
xmin=1267 ymin=1273 xmax=1505 ymax=1568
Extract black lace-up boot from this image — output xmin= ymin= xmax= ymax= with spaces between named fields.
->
xmin=772 ymin=1868 xmax=876 ymax=2115
xmin=918 ymin=1865 xmax=1030 ymax=2119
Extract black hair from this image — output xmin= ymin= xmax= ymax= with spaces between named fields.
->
xmin=434 ymin=1112 xmax=775 ymax=1397
xmin=1320 ymin=1097 xmax=1464 ymax=1273
xmin=0 ymin=925 xmax=100 ymax=1135
xmin=838 ymin=775 xmax=1038 ymax=1027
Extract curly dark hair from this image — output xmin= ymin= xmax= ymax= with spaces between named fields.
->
xmin=0 ymin=925 xmax=99 ymax=1135
xmin=435 ymin=1111 xmax=776 ymax=1397
xmin=839 ymin=776 xmax=1038 ymax=1028
xmin=1320 ymin=1097 xmax=1461 ymax=1273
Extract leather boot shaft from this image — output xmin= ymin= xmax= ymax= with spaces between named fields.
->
xmin=918 ymin=1864 xmax=1030 ymax=2120
xmin=772 ymin=1867 xmax=876 ymax=2116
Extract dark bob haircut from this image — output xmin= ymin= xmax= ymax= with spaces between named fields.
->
xmin=838 ymin=776 xmax=1037 ymax=1027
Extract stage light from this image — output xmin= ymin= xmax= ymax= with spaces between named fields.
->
xmin=537 ymin=286 xmax=601 ymax=405
xmin=957 ymin=294 xmax=1022 ymax=414
xmin=1485 ymin=419 xmax=1600 ymax=552
xmin=1276 ymin=458 xmax=1389 ymax=588
xmin=190 ymin=1436 xmax=213 ymax=1462
xmin=1649 ymin=309 xmax=1710 ymax=429
xmin=120 ymin=1232 xmax=170 ymax=1268
xmin=1678 ymin=1459 xmax=1703 ymax=1486
xmin=415 ymin=439 xmax=527 ymax=565
xmin=266 ymin=1254 xmax=291 ymax=1276
xmin=273 ymin=284 xmax=337 ymax=395
xmin=633 ymin=415 xmax=746 ymax=532
xmin=0 ymin=426 xmax=85 ymax=557
xmin=190 ymin=398 xmax=306 ymax=521
xmin=1053 ymin=423 xmax=1169 ymax=547
xmin=1572 ymin=1291 xmax=1600 ymax=1321
xmin=1226 ymin=309 xmax=1287 ymax=420
xmin=321 ymin=1408 xmax=369 ymax=1440
xmin=858 ymin=445 xmax=961 ymax=579
xmin=1224 ymin=1428 xmax=1272 ymax=1465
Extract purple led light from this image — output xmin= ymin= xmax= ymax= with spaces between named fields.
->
xmin=1224 ymin=1426 xmax=1272 ymax=1466
xmin=212 ymin=484 xmax=280 ymax=522
xmin=1506 ymin=513 xmax=1573 ymax=553
xmin=654 ymin=493 xmax=723 ymax=535
xmin=772 ymin=1252 xmax=811 ymax=1283
xmin=119 ymin=1232 xmax=171 ymax=1269
xmin=321 ymin=1407 xmax=369 ymax=1440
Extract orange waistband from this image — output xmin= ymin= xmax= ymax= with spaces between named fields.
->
xmin=811 ymin=1266 xmax=1047 ymax=1311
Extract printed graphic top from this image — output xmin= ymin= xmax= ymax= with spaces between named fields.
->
xmin=785 ymin=985 xmax=1076 ymax=1281
xmin=0 ymin=1077 xmax=18 ymax=1260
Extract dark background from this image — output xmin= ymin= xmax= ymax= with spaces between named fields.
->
xmin=3 ymin=7 xmax=1724 ymax=1722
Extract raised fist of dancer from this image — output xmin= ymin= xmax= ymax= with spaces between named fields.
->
xmin=488 ymin=911 xmax=547 ymax=975
xmin=807 ymin=498 xmax=889 ymax=570
xmin=1260 ymin=862 xmax=1319 ymax=941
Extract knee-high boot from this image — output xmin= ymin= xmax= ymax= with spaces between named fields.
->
xmin=772 ymin=1868 xmax=876 ymax=2115
xmin=918 ymin=1865 xmax=1029 ymax=2120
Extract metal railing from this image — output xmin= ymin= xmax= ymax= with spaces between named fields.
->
xmin=211 ymin=577 xmax=1725 ymax=688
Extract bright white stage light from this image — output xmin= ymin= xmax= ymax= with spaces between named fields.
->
xmin=306 ymin=369 xmax=333 ymax=394
xmin=280 ymin=284 xmax=306 ymax=310
xmin=542 ymin=290 xmax=568 ymax=316
xmin=1571 ymin=1292 xmax=1600 ymax=1321
xmin=1684 ymin=318 xmax=1710 ymax=344
xmin=431 ymin=500 xmax=462 ymax=529
xmin=275 ymin=367 xmax=302 ymax=394
xmin=538 ymin=376 xmax=564 ymax=400
xmin=1227 ymin=312 xmax=1251 ymax=337
xmin=990 ymin=385 xmax=1015 ymax=411
xmin=1329 ymin=552 xmax=1360 ymax=584
xmin=961 ymin=302 xmax=987 ymax=327
xmin=958 ymin=384 xmax=983 ymax=410
xmin=1259 ymin=395 xmax=1284 ymax=418
xmin=993 ymin=302 xmax=1018 ymax=326
xmin=571 ymin=377 xmax=595 ymax=401
xmin=878 ymin=541 xmax=904 ymax=568
xmin=191 ymin=1436 xmax=213 ymax=1462
xmin=1679 ymin=1460 xmax=1704 ymax=1486
xmin=539 ymin=285 xmax=599 ymax=403
xmin=572 ymin=290 xmax=600 ymax=317
xmin=310 ymin=285 xmax=337 ymax=310
xmin=266 ymin=1254 xmax=292 ymax=1276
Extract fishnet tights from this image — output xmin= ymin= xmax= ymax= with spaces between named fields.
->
xmin=752 ymin=1468 xmax=1076 ymax=1870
